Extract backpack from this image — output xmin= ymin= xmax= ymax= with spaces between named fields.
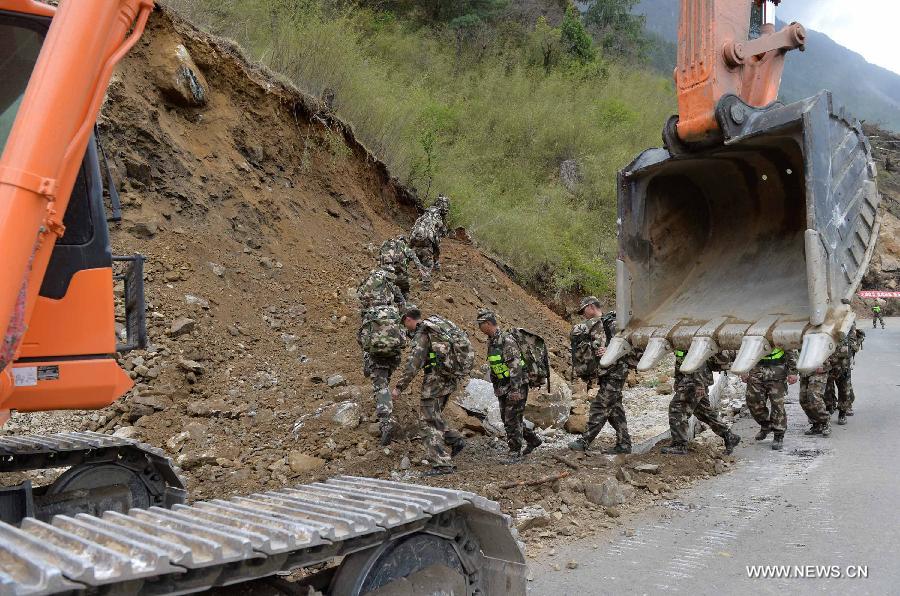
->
xmin=411 ymin=210 xmax=439 ymax=244
xmin=510 ymin=328 xmax=551 ymax=391
xmin=600 ymin=311 xmax=617 ymax=346
xmin=357 ymin=269 xmax=401 ymax=311
xmin=570 ymin=318 xmax=605 ymax=383
xmin=379 ymin=238 xmax=405 ymax=269
xmin=423 ymin=316 xmax=474 ymax=378
xmin=360 ymin=305 xmax=406 ymax=358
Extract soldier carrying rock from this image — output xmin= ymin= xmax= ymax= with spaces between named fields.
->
xmin=662 ymin=350 xmax=741 ymax=455
xmin=476 ymin=308 xmax=543 ymax=463
xmin=568 ymin=296 xmax=636 ymax=454
xmin=392 ymin=305 xmax=473 ymax=476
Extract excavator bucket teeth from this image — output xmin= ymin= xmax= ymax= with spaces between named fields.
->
xmin=616 ymin=92 xmax=880 ymax=367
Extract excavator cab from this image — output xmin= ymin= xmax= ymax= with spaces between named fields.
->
xmin=603 ymin=0 xmax=881 ymax=376
xmin=1 ymin=5 xmax=146 ymax=419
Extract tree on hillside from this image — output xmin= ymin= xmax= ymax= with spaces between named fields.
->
xmin=560 ymin=3 xmax=595 ymax=63
xmin=356 ymin=0 xmax=508 ymax=26
xmin=583 ymin=0 xmax=649 ymax=61
xmin=529 ymin=16 xmax=562 ymax=72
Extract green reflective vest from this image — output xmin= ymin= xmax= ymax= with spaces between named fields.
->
xmin=761 ymin=348 xmax=785 ymax=361
xmin=873 ymin=306 xmax=881 ymax=313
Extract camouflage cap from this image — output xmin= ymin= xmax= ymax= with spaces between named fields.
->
xmin=476 ymin=308 xmax=497 ymax=324
xmin=578 ymin=296 xmax=602 ymax=314
xmin=400 ymin=304 xmax=422 ymax=321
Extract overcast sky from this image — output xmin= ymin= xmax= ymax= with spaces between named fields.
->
xmin=777 ymin=0 xmax=900 ymax=75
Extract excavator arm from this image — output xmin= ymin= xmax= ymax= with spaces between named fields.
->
xmin=603 ymin=0 xmax=881 ymax=375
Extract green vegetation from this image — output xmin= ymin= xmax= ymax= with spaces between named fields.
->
xmin=166 ymin=0 xmax=673 ymax=297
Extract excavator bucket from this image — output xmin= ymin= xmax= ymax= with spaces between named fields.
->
xmin=605 ymin=92 xmax=881 ymax=375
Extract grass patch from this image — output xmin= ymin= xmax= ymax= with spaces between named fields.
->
xmin=165 ymin=0 xmax=674 ymax=297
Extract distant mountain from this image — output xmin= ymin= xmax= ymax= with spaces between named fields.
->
xmin=634 ymin=0 xmax=900 ymax=132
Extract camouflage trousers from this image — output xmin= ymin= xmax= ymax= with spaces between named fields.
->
xmin=419 ymin=373 xmax=465 ymax=467
xmin=582 ymin=376 xmax=631 ymax=447
xmin=498 ymin=387 xmax=541 ymax=453
xmin=411 ymin=240 xmax=439 ymax=272
xmin=873 ymin=312 xmax=885 ymax=328
xmin=746 ymin=373 xmax=788 ymax=434
xmin=799 ymin=373 xmax=830 ymax=426
xmin=369 ymin=356 xmax=399 ymax=424
xmin=826 ymin=368 xmax=855 ymax=413
xmin=669 ymin=382 xmax=730 ymax=445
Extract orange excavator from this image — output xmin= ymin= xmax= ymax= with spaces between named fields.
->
xmin=602 ymin=0 xmax=881 ymax=376
xmin=0 ymin=1 xmax=525 ymax=594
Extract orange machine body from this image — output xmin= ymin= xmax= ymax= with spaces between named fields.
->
xmin=675 ymin=0 xmax=806 ymax=144
xmin=0 ymin=0 xmax=152 ymax=420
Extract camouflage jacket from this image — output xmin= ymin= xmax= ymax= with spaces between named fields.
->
xmin=674 ymin=351 xmax=731 ymax=389
xmin=486 ymin=329 xmax=526 ymax=395
xmin=411 ymin=207 xmax=449 ymax=244
xmin=357 ymin=269 xmax=405 ymax=315
xmin=380 ymin=238 xmax=427 ymax=279
xmin=749 ymin=348 xmax=798 ymax=381
xmin=395 ymin=322 xmax=435 ymax=391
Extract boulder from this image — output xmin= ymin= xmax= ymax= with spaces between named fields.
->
xmin=154 ymin=43 xmax=209 ymax=107
xmin=113 ymin=426 xmax=139 ymax=439
xmin=288 ymin=451 xmax=325 ymax=473
xmin=564 ymin=414 xmax=588 ymax=434
xmin=633 ymin=463 xmax=661 ymax=475
xmin=169 ymin=317 xmax=195 ymax=336
xmin=331 ymin=401 xmax=361 ymax=428
xmin=178 ymin=359 xmax=205 ymax=375
xmin=584 ymin=477 xmax=625 ymax=508
xmin=515 ymin=505 xmax=551 ymax=531
xmin=458 ymin=379 xmax=504 ymax=435
xmin=559 ymin=159 xmax=582 ymax=192
xmin=525 ymin=369 xmax=573 ymax=429
xmin=326 ymin=374 xmax=347 ymax=388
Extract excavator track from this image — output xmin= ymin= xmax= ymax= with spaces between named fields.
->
xmin=0 ymin=475 xmax=526 ymax=596
xmin=0 ymin=432 xmax=187 ymax=522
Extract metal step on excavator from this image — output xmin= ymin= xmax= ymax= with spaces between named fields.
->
xmin=0 ymin=438 xmax=524 ymax=595
xmin=601 ymin=0 xmax=881 ymax=375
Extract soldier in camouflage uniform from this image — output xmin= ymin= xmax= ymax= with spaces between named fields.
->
xmin=799 ymin=359 xmax=832 ymax=437
xmin=568 ymin=297 xmax=634 ymax=454
xmin=379 ymin=235 xmax=429 ymax=296
xmin=661 ymin=350 xmax=741 ymax=455
xmin=477 ymin=309 xmax=542 ymax=462
xmin=743 ymin=348 xmax=798 ymax=451
xmin=872 ymin=304 xmax=885 ymax=329
xmin=826 ymin=324 xmax=864 ymax=425
xmin=409 ymin=195 xmax=450 ymax=273
xmin=392 ymin=305 xmax=466 ymax=475
xmin=356 ymin=266 xmax=406 ymax=444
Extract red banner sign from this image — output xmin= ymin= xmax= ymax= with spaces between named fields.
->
xmin=858 ymin=291 xmax=900 ymax=299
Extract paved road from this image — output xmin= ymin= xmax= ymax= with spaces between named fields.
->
xmin=531 ymin=319 xmax=899 ymax=596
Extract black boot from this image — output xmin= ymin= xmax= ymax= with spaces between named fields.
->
xmin=771 ymin=434 xmax=784 ymax=451
xmin=804 ymin=424 xmax=822 ymax=436
xmin=724 ymin=432 xmax=741 ymax=455
xmin=755 ymin=428 xmax=770 ymax=441
xmin=568 ymin=437 xmax=589 ymax=452
xmin=837 ymin=411 xmax=848 ymax=425
xmin=379 ymin=420 xmax=395 ymax=446
xmin=450 ymin=439 xmax=466 ymax=458
xmin=522 ymin=436 xmax=543 ymax=456
xmin=606 ymin=443 xmax=632 ymax=454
